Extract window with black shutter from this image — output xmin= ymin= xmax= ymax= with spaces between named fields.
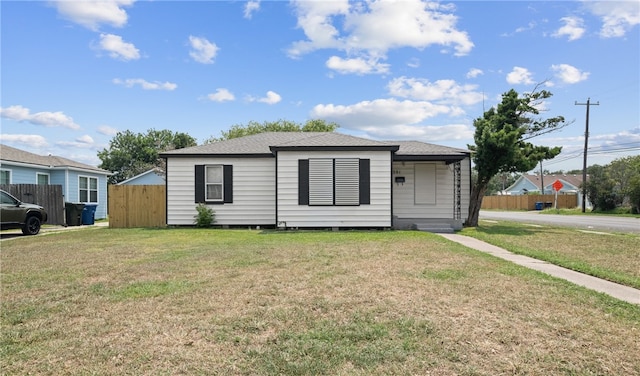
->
xmin=195 ymin=164 xmax=233 ymax=204
xmin=298 ymin=158 xmax=369 ymax=206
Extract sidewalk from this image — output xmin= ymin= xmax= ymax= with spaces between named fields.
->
xmin=439 ymin=233 xmax=640 ymax=305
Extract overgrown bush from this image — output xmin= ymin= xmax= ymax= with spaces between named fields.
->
xmin=586 ymin=156 xmax=640 ymax=212
xmin=194 ymin=204 xmax=215 ymax=227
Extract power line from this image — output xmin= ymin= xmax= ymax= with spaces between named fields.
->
xmin=544 ymin=144 xmax=640 ymax=166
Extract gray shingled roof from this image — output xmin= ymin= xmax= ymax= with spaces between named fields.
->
xmin=161 ymin=132 xmax=470 ymax=157
xmin=273 ymin=132 xmax=394 ymax=148
xmin=0 ymin=144 xmax=110 ymax=173
xmin=523 ymin=173 xmax=586 ymax=189
xmin=391 ymin=141 xmax=470 ymax=156
xmin=161 ymin=132 xmax=317 ymax=155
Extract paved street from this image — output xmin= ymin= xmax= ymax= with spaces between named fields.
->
xmin=480 ymin=210 xmax=640 ymax=234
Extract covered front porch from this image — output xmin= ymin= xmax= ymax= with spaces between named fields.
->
xmin=390 ymin=159 xmax=469 ymax=232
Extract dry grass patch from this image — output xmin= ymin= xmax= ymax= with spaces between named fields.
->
xmin=1 ymin=228 xmax=639 ymax=375
xmin=464 ymin=220 xmax=640 ymax=288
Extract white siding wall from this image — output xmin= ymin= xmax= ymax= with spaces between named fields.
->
xmin=166 ymin=157 xmax=275 ymax=225
xmin=392 ymin=158 xmax=470 ymax=221
xmin=277 ymin=151 xmax=392 ymax=227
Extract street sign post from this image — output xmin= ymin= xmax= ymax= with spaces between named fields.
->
xmin=552 ymin=180 xmax=563 ymax=209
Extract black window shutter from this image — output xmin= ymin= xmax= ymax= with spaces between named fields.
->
xmin=195 ymin=165 xmax=205 ymax=203
xmin=359 ymin=159 xmax=370 ymax=205
xmin=298 ymin=159 xmax=309 ymax=205
xmin=223 ymin=165 xmax=233 ymax=203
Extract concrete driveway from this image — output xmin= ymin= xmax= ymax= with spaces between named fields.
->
xmin=480 ymin=210 xmax=640 ymax=234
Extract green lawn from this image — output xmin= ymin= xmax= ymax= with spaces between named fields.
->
xmin=2 ymin=228 xmax=639 ymax=375
xmin=463 ymin=220 xmax=640 ymax=289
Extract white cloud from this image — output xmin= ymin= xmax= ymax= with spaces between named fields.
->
xmin=585 ymin=1 xmax=640 ymax=38
xmin=466 ymin=68 xmax=483 ymax=79
xmin=98 ymin=33 xmax=140 ymax=61
xmin=54 ymin=0 xmax=134 ymax=31
xmin=258 ymin=91 xmax=282 ymax=104
xmin=207 ymin=88 xmax=235 ymax=102
xmin=0 ymin=105 xmax=80 ymax=130
xmin=188 ymin=36 xmax=219 ymax=64
xmin=552 ymin=16 xmax=585 ymax=41
xmin=113 ymin=78 xmax=177 ymax=90
xmin=326 ymin=56 xmax=390 ymax=75
xmin=288 ymin=0 xmax=349 ymax=57
xmin=361 ymin=123 xmax=474 ymax=142
xmin=246 ymin=91 xmax=282 ymax=104
xmin=500 ymin=21 xmax=537 ymax=37
xmin=310 ymin=97 xmax=473 ymax=142
xmin=97 ymin=125 xmax=119 ymax=136
xmin=506 ymin=66 xmax=535 ymax=85
xmin=407 ymin=58 xmax=420 ymax=68
xmin=288 ymin=0 xmax=473 ymax=73
xmin=388 ymin=77 xmax=483 ymax=106
xmin=0 ymin=134 xmax=49 ymax=148
xmin=244 ymin=0 xmax=260 ymax=19
xmin=551 ymin=64 xmax=589 ymax=84
xmin=311 ymin=98 xmax=454 ymax=129
xmin=56 ymin=135 xmax=98 ymax=149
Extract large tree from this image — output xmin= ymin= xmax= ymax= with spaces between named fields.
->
xmin=466 ymin=87 xmax=566 ymax=226
xmin=205 ymin=119 xmax=338 ymax=142
xmin=98 ymin=129 xmax=197 ymax=184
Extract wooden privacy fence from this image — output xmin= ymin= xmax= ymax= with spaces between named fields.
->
xmin=482 ymin=194 xmax=578 ymax=210
xmin=0 ymin=184 xmax=65 ymax=225
xmin=108 ymin=185 xmax=166 ymax=228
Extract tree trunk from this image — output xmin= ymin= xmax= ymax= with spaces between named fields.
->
xmin=465 ymin=183 xmax=487 ymax=227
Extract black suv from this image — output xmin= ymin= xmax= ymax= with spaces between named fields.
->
xmin=0 ymin=190 xmax=48 ymax=235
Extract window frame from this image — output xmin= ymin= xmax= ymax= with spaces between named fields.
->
xmin=78 ymin=175 xmax=99 ymax=203
xmin=194 ymin=164 xmax=233 ymax=205
xmin=204 ymin=165 xmax=224 ymax=202
xmin=37 ymin=172 xmax=50 ymax=185
xmin=0 ymin=169 xmax=12 ymax=185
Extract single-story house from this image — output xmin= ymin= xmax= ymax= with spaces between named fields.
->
xmin=505 ymin=173 xmax=589 ymax=208
xmin=0 ymin=144 xmax=111 ymax=219
xmin=160 ymin=132 xmax=471 ymax=231
xmin=117 ymin=168 xmax=165 ymax=185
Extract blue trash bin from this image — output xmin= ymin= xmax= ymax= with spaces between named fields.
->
xmin=81 ymin=204 xmax=98 ymax=225
xmin=535 ymin=202 xmax=543 ymax=210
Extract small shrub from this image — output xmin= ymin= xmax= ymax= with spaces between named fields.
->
xmin=194 ymin=204 xmax=215 ymax=227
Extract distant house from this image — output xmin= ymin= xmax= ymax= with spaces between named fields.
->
xmin=505 ymin=173 xmax=590 ymax=208
xmin=117 ymin=168 xmax=165 ymax=185
xmin=161 ymin=132 xmax=471 ymax=231
xmin=0 ymin=144 xmax=111 ymax=219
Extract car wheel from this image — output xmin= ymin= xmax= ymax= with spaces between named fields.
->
xmin=22 ymin=216 xmax=41 ymax=235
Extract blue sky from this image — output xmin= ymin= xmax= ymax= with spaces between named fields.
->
xmin=1 ymin=0 xmax=638 ymax=172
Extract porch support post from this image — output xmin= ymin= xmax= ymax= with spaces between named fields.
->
xmin=454 ymin=161 xmax=461 ymax=220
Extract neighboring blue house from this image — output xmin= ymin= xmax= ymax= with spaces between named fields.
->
xmin=505 ymin=173 xmax=590 ymax=208
xmin=0 ymin=144 xmax=111 ymax=219
xmin=117 ymin=168 xmax=165 ymax=185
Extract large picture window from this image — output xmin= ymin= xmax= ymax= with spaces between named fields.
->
xmin=79 ymin=176 xmax=98 ymax=203
xmin=299 ymin=158 xmax=370 ymax=206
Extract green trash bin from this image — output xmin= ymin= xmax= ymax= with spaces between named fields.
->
xmin=65 ymin=202 xmax=85 ymax=226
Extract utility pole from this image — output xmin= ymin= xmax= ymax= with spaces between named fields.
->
xmin=575 ymin=98 xmax=599 ymax=213
xmin=539 ymin=161 xmax=544 ymax=195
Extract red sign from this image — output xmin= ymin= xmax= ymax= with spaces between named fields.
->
xmin=552 ymin=180 xmax=564 ymax=191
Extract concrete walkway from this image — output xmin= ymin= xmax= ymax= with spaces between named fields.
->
xmin=439 ymin=233 xmax=640 ymax=305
